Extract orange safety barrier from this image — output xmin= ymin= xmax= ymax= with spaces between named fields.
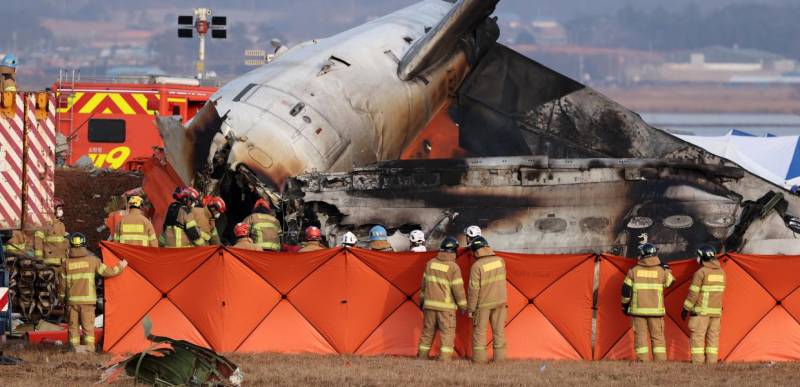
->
xmin=595 ymin=254 xmax=800 ymax=362
xmin=101 ymin=243 xmax=595 ymax=358
xmin=141 ymin=157 xmax=183 ymax=234
xmin=101 ymin=243 xmax=800 ymax=361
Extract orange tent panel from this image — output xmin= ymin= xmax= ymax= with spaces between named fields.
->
xmin=167 ymin=250 xmax=281 ymax=352
xmin=349 ymin=249 xmax=435 ymax=296
xmin=501 ymin=253 xmax=592 ymax=299
xmin=783 ymin=287 xmax=800 ymax=324
xmin=107 ymin=299 xmax=210 ymax=354
xmin=726 ymin=307 xmax=800 ymax=361
xmin=505 ymin=305 xmax=581 ymax=360
xmin=594 ymin=257 xmax=634 ymax=359
xmin=534 ymin=257 xmax=595 ymax=360
xmin=663 ymin=316 xmax=690 ymax=361
xmin=101 ymin=245 xmax=162 ymax=352
xmin=233 ymin=248 xmax=340 ymax=294
xmin=717 ymin=259 xmax=776 ymax=360
xmin=103 ymin=242 xmax=217 ymax=294
xmin=142 ymin=158 xmax=184 ymax=234
xmin=237 ymin=301 xmax=337 ymax=354
xmin=356 ymin=301 xmax=424 ymax=356
xmin=730 ymin=253 xmax=800 ymax=300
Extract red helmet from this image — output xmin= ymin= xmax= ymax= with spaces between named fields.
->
xmin=305 ymin=226 xmax=322 ymax=241
xmin=234 ymin=223 xmax=250 ymax=238
xmin=207 ymin=196 xmax=226 ymax=214
xmin=182 ymin=187 xmax=200 ymax=201
xmin=253 ymin=198 xmax=271 ymax=211
xmin=53 ymin=197 xmax=64 ymax=208
xmin=173 ymin=186 xmax=187 ymax=200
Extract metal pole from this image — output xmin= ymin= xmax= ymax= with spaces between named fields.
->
xmin=197 ymin=33 xmax=206 ymax=80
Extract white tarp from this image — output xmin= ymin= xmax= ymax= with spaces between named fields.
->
xmin=677 ymin=131 xmax=800 ymax=190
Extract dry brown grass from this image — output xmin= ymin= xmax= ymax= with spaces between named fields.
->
xmin=1 ymin=344 xmax=798 ymax=386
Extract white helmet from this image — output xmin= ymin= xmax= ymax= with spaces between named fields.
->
xmin=341 ymin=231 xmax=358 ymax=246
xmin=465 ymin=225 xmax=482 ymax=239
xmin=409 ymin=230 xmax=425 ymax=244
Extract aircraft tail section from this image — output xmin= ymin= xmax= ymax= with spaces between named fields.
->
xmin=155 ymin=101 xmax=224 ymax=185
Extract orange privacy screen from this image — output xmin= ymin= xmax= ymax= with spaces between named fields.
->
xmin=101 ymin=243 xmax=800 ymax=361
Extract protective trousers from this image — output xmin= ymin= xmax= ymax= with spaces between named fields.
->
xmin=68 ymin=304 xmax=96 ymax=352
xmin=472 ymin=305 xmax=507 ymax=363
xmin=632 ymin=316 xmax=666 ymax=361
xmin=417 ymin=310 xmax=456 ymax=361
xmin=689 ymin=316 xmax=721 ymax=364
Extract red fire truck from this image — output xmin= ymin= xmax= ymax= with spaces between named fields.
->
xmin=53 ymin=72 xmax=217 ymax=170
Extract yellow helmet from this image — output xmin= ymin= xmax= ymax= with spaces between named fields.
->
xmin=128 ymin=195 xmax=144 ymax=208
xmin=69 ymin=233 xmax=87 ymax=248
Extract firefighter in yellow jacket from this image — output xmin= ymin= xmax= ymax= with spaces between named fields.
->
xmin=161 ymin=187 xmax=205 ymax=248
xmin=193 ymin=196 xmax=226 ymax=246
xmin=418 ymin=236 xmax=467 ymax=361
xmin=621 ymin=243 xmax=675 ymax=362
xmin=114 ymin=196 xmax=158 ymax=247
xmin=243 ymin=199 xmax=282 ymax=251
xmin=298 ymin=226 xmax=327 ymax=252
xmin=231 ymin=223 xmax=260 ymax=251
xmin=62 ymin=233 xmax=127 ymax=352
xmin=34 ymin=198 xmax=69 ymax=267
xmin=467 ymin=236 xmax=507 ymax=363
xmin=682 ymin=245 xmax=726 ymax=364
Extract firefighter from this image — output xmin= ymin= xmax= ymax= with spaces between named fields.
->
xmin=417 ymin=236 xmax=466 ymax=361
xmin=0 ymin=54 xmax=17 ymax=92
xmin=621 ymin=243 xmax=675 ymax=362
xmin=62 ymin=233 xmax=127 ymax=353
xmin=467 ymin=236 xmax=507 ymax=363
xmin=231 ymin=223 xmax=259 ymax=251
xmin=114 ymin=196 xmax=158 ymax=247
xmin=464 ymin=225 xmax=482 ymax=243
xmin=683 ymin=245 xmax=726 ymax=364
xmin=243 ymin=199 xmax=282 ymax=251
xmin=161 ymin=187 xmax=204 ymax=248
xmin=340 ymin=231 xmax=358 ymax=247
xmin=298 ymin=226 xmax=326 ymax=252
xmin=34 ymin=198 xmax=69 ymax=267
xmin=409 ymin=230 xmax=427 ymax=252
xmin=368 ymin=225 xmax=393 ymax=252
xmin=193 ymin=196 xmax=226 ymax=246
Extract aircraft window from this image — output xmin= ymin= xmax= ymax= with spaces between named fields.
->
xmin=290 ymin=102 xmax=305 ymax=116
xmin=88 ymin=119 xmax=126 ymax=143
xmin=233 ymin=83 xmax=257 ymax=102
xmin=535 ymin=218 xmax=567 ymax=233
xmin=627 ymin=216 xmax=653 ymax=229
xmin=663 ymin=215 xmax=694 ymax=229
xmin=329 ymin=56 xmax=351 ymax=67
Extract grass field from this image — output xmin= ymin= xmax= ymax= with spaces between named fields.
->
xmin=1 ymin=345 xmax=798 ymax=386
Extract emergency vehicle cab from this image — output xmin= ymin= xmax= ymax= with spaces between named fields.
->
xmin=54 ymin=72 xmax=217 ymax=170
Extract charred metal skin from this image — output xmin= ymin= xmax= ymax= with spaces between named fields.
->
xmin=286 ymin=157 xmax=791 ymax=259
xmin=156 ymin=0 xmax=800 ymax=256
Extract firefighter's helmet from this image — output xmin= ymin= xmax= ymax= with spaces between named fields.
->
xmin=53 ymin=197 xmax=64 ymax=209
xmin=206 ymin=196 xmax=226 ymax=214
xmin=697 ymin=245 xmax=716 ymax=261
xmin=305 ymin=226 xmax=322 ymax=241
xmin=69 ymin=233 xmax=87 ymax=248
xmin=369 ymin=226 xmax=388 ymax=242
xmin=440 ymin=236 xmax=459 ymax=253
xmin=409 ymin=230 xmax=425 ymax=244
xmin=341 ymin=231 xmax=358 ymax=246
xmin=128 ymin=195 xmax=144 ymax=209
xmin=234 ymin=223 xmax=250 ymax=238
xmin=173 ymin=186 xmax=186 ymax=200
xmin=469 ymin=236 xmax=489 ymax=251
xmin=181 ymin=187 xmax=200 ymax=203
xmin=1 ymin=54 xmax=17 ymax=69
xmin=638 ymin=243 xmax=658 ymax=259
xmin=253 ymin=198 xmax=272 ymax=211
xmin=465 ymin=225 xmax=482 ymax=239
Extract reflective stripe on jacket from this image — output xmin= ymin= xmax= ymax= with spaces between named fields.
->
xmin=622 ymin=256 xmax=675 ymax=316
xmin=62 ymin=247 xmax=125 ymax=305
xmin=243 ymin=212 xmax=281 ymax=251
xmin=231 ymin=237 xmax=260 ymax=251
xmin=34 ymin=219 xmax=68 ymax=265
xmin=191 ymin=207 xmax=220 ymax=245
xmin=421 ymin=251 xmax=467 ymax=311
xmin=162 ymin=206 xmax=203 ymax=248
xmin=114 ymin=208 xmax=158 ymax=247
xmin=684 ymin=260 xmax=726 ymax=316
xmin=468 ymin=247 xmax=507 ymax=312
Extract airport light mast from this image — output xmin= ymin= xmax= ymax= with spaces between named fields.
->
xmin=178 ymin=8 xmax=227 ymax=80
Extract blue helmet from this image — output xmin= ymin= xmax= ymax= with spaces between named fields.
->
xmin=1 ymin=54 xmax=17 ymax=69
xmin=369 ymin=225 xmax=388 ymax=241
